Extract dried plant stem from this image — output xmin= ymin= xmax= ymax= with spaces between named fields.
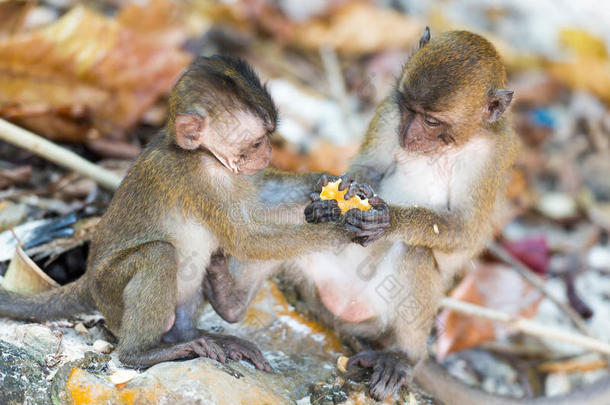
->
xmin=440 ymin=297 xmax=610 ymax=355
xmin=487 ymin=241 xmax=590 ymax=334
xmin=0 ymin=119 xmax=122 ymax=191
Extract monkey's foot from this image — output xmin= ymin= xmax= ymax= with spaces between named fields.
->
xmin=206 ymin=334 xmax=273 ymax=372
xmin=347 ymin=350 xmax=412 ymax=401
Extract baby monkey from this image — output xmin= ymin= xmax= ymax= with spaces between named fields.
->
xmin=0 ymin=56 xmax=375 ymax=370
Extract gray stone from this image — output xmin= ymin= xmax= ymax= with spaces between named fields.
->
xmin=13 ymin=324 xmax=61 ymax=364
xmin=0 ymin=340 xmax=51 ymax=405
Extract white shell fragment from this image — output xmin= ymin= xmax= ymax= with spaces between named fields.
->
xmin=74 ymin=323 xmax=88 ymax=334
xmin=337 ymin=355 xmax=349 ymax=373
xmin=108 ymin=369 xmax=139 ymax=385
xmin=92 ymin=339 xmax=114 ymax=354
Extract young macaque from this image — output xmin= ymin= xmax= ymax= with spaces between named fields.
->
xmin=204 ymin=31 xmax=610 ymax=404
xmin=0 ymin=56 xmax=378 ymax=370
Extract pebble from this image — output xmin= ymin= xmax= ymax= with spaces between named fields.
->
xmin=74 ymin=323 xmax=88 ymax=335
xmin=92 ymin=339 xmax=114 ymax=354
xmin=545 ymin=372 xmax=571 ymax=396
xmin=12 ymin=324 xmax=61 ymax=364
xmin=537 ymin=192 xmax=578 ymax=220
xmin=108 ymin=369 xmax=139 ymax=385
xmin=337 ymin=356 xmax=349 ymax=373
xmin=588 ymin=245 xmax=610 ymax=271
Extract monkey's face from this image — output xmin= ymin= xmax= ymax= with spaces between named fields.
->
xmin=174 ymin=111 xmax=272 ymax=175
xmin=207 ymin=111 xmax=272 ymax=175
xmin=396 ymin=92 xmax=456 ymax=154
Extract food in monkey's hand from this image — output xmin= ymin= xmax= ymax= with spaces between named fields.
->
xmin=320 ymin=179 xmax=371 ymax=215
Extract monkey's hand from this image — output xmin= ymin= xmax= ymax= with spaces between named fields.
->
xmin=343 ymin=183 xmax=390 ymax=247
xmin=347 ymin=350 xmax=412 ymax=400
xmin=304 ymin=173 xmax=354 ymax=223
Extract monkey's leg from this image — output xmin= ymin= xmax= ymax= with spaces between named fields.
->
xmin=115 ymin=243 xmax=269 ymax=370
xmin=348 ymin=246 xmax=443 ymax=400
xmin=204 ymin=254 xmax=279 ymax=324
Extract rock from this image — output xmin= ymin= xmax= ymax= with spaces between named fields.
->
xmin=92 ymin=339 xmax=114 ymax=354
xmin=446 ymin=349 xmax=524 ymax=398
xmin=537 ymin=192 xmax=578 ymax=220
xmin=545 ymin=372 xmax=571 ymax=396
xmin=62 ymin=368 xmax=120 ymax=405
xmin=12 ymin=324 xmax=61 ymax=364
xmin=0 ymin=340 xmax=51 ymax=405
xmin=108 ymin=369 xmax=138 ymax=385
xmin=122 ymin=358 xmax=290 ymax=405
xmin=588 ymin=245 xmax=610 ymax=271
xmin=0 ymin=281 xmax=442 ymax=404
xmin=74 ymin=323 xmax=88 ymax=335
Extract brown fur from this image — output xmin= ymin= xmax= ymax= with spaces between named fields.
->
xmin=0 ymin=56 xmax=348 ymax=369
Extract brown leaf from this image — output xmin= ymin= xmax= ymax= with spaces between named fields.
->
xmin=0 ymin=5 xmax=192 ymax=140
xmin=436 ymin=263 xmax=543 ymax=360
xmin=0 ymin=165 xmax=31 ymax=189
xmin=292 ymin=2 xmax=425 ymax=54
xmin=549 ymin=29 xmax=610 ymax=105
xmin=0 ymin=0 xmax=34 ymax=37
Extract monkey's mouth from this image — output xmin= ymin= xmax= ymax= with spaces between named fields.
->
xmin=239 ymin=157 xmax=271 ymax=175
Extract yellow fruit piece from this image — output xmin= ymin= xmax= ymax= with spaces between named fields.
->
xmin=320 ymin=179 xmax=371 ymax=215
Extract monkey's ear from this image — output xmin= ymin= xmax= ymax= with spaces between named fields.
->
xmin=174 ymin=113 xmax=208 ymax=150
xmin=486 ymin=89 xmax=514 ymax=122
xmin=419 ymin=27 xmax=431 ymax=48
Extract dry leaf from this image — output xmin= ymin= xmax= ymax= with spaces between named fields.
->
xmin=292 ymin=2 xmax=424 ymax=54
xmin=306 ymin=141 xmax=359 ymax=176
xmin=117 ymin=0 xmax=190 ymax=47
xmin=2 ymin=244 xmax=59 ymax=294
xmin=0 ymin=0 xmax=34 ymax=37
xmin=0 ymin=5 xmax=192 ymax=140
xmin=436 ymin=263 xmax=543 ymax=360
xmin=550 ymin=29 xmax=610 ymax=105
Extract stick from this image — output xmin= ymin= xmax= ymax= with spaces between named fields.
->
xmin=440 ymin=297 xmax=610 ymax=355
xmin=487 ymin=241 xmax=590 ymax=334
xmin=0 ymin=119 xmax=122 ymax=191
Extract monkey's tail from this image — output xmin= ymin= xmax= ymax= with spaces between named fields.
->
xmin=415 ymin=358 xmax=610 ymax=405
xmin=0 ymin=278 xmax=94 ymax=321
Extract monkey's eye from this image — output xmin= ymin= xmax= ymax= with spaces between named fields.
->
xmin=253 ymin=137 xmax=265 ymax=148
xmin=424 ymin=117 xmax=441 ymax=127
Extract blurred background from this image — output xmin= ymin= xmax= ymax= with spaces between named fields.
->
xmin=1 ymin=0 xmax=610 ymax=402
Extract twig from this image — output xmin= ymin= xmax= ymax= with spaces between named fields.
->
xmin=319 ymin=46 xmax=358 ymax=140
xmin=537 ymin=356 xmax=607 ymax=373
xmin=440 ymin=297 xmax=610 ymax=355
xmin=0 ymin=119 xmax=122 ymax=191
xmin=487 ymin=241 xmax=590 ymax=334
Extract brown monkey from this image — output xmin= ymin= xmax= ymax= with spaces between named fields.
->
xmin=204 ymin=31 xmax=610 ymax=404
xmin=0 ymin=56 xmax=374 ymax=370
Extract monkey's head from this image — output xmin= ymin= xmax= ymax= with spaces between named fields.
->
xmin=395 ymin=28 xmax=513 ymax=153
xmin=168 ymin=56 xmax=278 ymax=175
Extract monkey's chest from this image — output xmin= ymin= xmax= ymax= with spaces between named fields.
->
xmin=380 ymin=157 xmax=452 ymax=209
xmin=168 ymin=215 xmax=219 ymax=304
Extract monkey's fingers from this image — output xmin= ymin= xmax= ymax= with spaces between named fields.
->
xmin=369 ymin=360 xmax=408 ymax=401
xmin=352 ymin=231 xmax=385 ymax=247
xmin=338 ymin=173 xmax=355 ymax=191
xmin=347 ymin=350 xmax=377 ymax=370
xmin=309 ymin=191 xmax=321 ymax=202
xmin=305 ymin=200 xmax=341 ymax=223
xmin=344 ymin=209 xmax=391 ymax=230
xmin=343 ymin=183 xmax=374 ymax=200
xmin=191 ymin=337 xmax=227 ymax=363
xmin=315 ymin=173 xmax=339 ymax=192
xmin=217 ymin=335 xmax=273 ymax=372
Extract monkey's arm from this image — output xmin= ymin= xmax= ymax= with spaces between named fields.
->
xmin=251 ymin=169 xmax=324 ymax=205
xmin=207 ymin=196 xmax=351 ymax=261
xmin=348 ymin=133 xmax=518 ymax=251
